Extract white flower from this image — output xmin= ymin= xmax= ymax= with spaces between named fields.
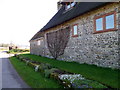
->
xmin=68 ymin=85 xmax=71 ymax=88
xmin=35 ymin=65 xmax=39 ymax=72
xmin=58 ymin=74 xmax=85 ymax=82
xmin=26 ymin=61 xmax=29 ymax=65
xmin=63 ymin=82 xmax=65 ymax=83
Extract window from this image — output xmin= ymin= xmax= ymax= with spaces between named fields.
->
xmin=106 ymin=14 xmax=114 ymax=29
xmin=66 ymin=4 xmax=71 ymax=10
xmin=65 ymin=2 xmax=76 ymax=10
xmin=94 ymin=11 xmax=116 ymax=33
xmin=96 ymin=18 xmax=103 ymax=31
xmin=71 ymin=2 xmax=76 ymax=7
xmin=37 ymin=40 xmax=41 ymax=45
xmin=72 ymin=24 xmax=78 ymax=37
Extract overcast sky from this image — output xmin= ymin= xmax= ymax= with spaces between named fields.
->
xmin=0 ymin=0 xmax=59 ymax=46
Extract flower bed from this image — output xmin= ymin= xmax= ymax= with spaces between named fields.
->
xmin=15 ymin=55 xmax=108 ymax=88
xmin=58 ymin=74 xmax=107 ymax=88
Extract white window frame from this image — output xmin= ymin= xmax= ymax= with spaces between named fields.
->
xmin=72 ymin=24 xmax=78 ymax=37
xmin=37 ymin=40 xmax=41 ymax=46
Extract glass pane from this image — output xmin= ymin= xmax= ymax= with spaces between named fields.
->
xmin=66 ymin=4 xmax=70 ymax=9
xmin=71 ymin=2 xmax=75 ymax=7
xmin=96 ymin=18 xmax=103 ymax=31
xmin=37 ymin=40 xmax=41 ymax=45
xmin=73 ymin=25 xmax=77 ymax=35
xmin=106 ymin=14 xmax=114 ymax=29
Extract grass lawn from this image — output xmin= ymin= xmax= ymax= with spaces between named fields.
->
xmin=10 ymin=57 xmax=63 ymax=88
xmin=19 ymin=54 xmax=120 ymax=88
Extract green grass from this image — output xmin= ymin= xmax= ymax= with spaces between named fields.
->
xmin=10 ymin=56 xmax=63 ymax=88
xmin=20 ymin=54 xmax=120 ymax=88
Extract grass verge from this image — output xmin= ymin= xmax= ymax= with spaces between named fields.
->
xmin=10 ymin=56 xmax=63 ymax=88
xmin=20 ymin=54 xmax=120 ymax=88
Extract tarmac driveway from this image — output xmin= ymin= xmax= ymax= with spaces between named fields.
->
xmin=0 ymin=51 xmax=30 ymax=88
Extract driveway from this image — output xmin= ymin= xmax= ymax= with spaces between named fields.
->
xmin=0 ymin=51 xmax=30 ymax=88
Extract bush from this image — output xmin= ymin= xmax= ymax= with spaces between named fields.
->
xmin=39 ymin=63 xmax=49 ymax=72
xmin=44 ymin=68 xmax=59 ymax=78
xmin=19 ymin=56 xmax=24 ymax=61
xmin=45 ymin=63 xmax=53 ymax=69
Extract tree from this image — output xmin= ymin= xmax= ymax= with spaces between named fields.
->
xmin=46 ymin=26 xmax=70 ymax=59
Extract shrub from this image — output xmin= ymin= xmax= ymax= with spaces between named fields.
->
xmin=38 ymin=63 xmax=53 ymax=72
xmin=44 ymin=69 xmax=50 ymax=78
xmin=28 ymin=62 xmax=35 ymax=68
xmin=44 ymin=68 xmax=59 ymax=78
xmin=45 ymin=63 xmax=53 ymax=69
xmin=39 ymin=63 xmax=48 ymax=72
xmin=15 ymin=55 xmax=20 ymax=58
xmin=19 ymin=56 xmax=24 ymax=61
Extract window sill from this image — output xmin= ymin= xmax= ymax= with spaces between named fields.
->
xmin=93 ymin=28 xmax=117 ymax=34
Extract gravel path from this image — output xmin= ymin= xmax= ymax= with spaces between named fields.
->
xmin=0 ymin=51 xmax=30 ymax=88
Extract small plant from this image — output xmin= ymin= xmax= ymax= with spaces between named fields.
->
xmin=26 ymin=60 xmax=30 ymax=65
xmin=39 ymin=63 xmax=49 ymax=72
xmin=35 ymin=65 xmax=40 ymax=72
xmin=45 ymin=63 xmax=53 ymax=69
xmin=15 ymin=55 xmax=19 ymax=58
xmin=44 ymin=68 xmax=58 ymax=78
xmin=19 ymin=56 xmax=24 ymax=61
xmin=44 ymin=69 xmax=51 ymax=78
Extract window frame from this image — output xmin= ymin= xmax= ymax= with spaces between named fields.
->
xmin=37 ymin=40 xmax=41 ymax=46
xmin=72 ymin=24 xmax=78 ymax=37
xmin=66 ymin=4 xmax=71 ymax=10
xmin=71 ymin=2 xmax=76 ymax=7
xmin=65 ymin=2 xmax=76 ymax=10
xmin=94 ymin=11 xmax=116 ymax=34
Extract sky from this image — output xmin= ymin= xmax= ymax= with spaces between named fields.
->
xmin=0 ymin=0 xmax=59 ymax=46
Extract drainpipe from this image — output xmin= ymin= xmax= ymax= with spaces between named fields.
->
xmin=43 ymin=31 xmax=45 ymax=56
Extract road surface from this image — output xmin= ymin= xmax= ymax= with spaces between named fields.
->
xmin=0 ymin=51 xmax=30 ymax=88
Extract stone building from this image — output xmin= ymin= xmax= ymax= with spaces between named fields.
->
xmin=30 ymin=2 xmax=120 ymax=69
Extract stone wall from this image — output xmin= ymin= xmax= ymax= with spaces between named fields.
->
xmin=30 ymin=38 xmax=45 ymax=56
xmin=30 ymin=3 xmax=120 ymax=69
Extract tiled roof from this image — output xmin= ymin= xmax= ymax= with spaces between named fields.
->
xmin=30 ymin=2 xmax=108 ymax=41
xmin=30 ymin=31 xmax=44 ymax=41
